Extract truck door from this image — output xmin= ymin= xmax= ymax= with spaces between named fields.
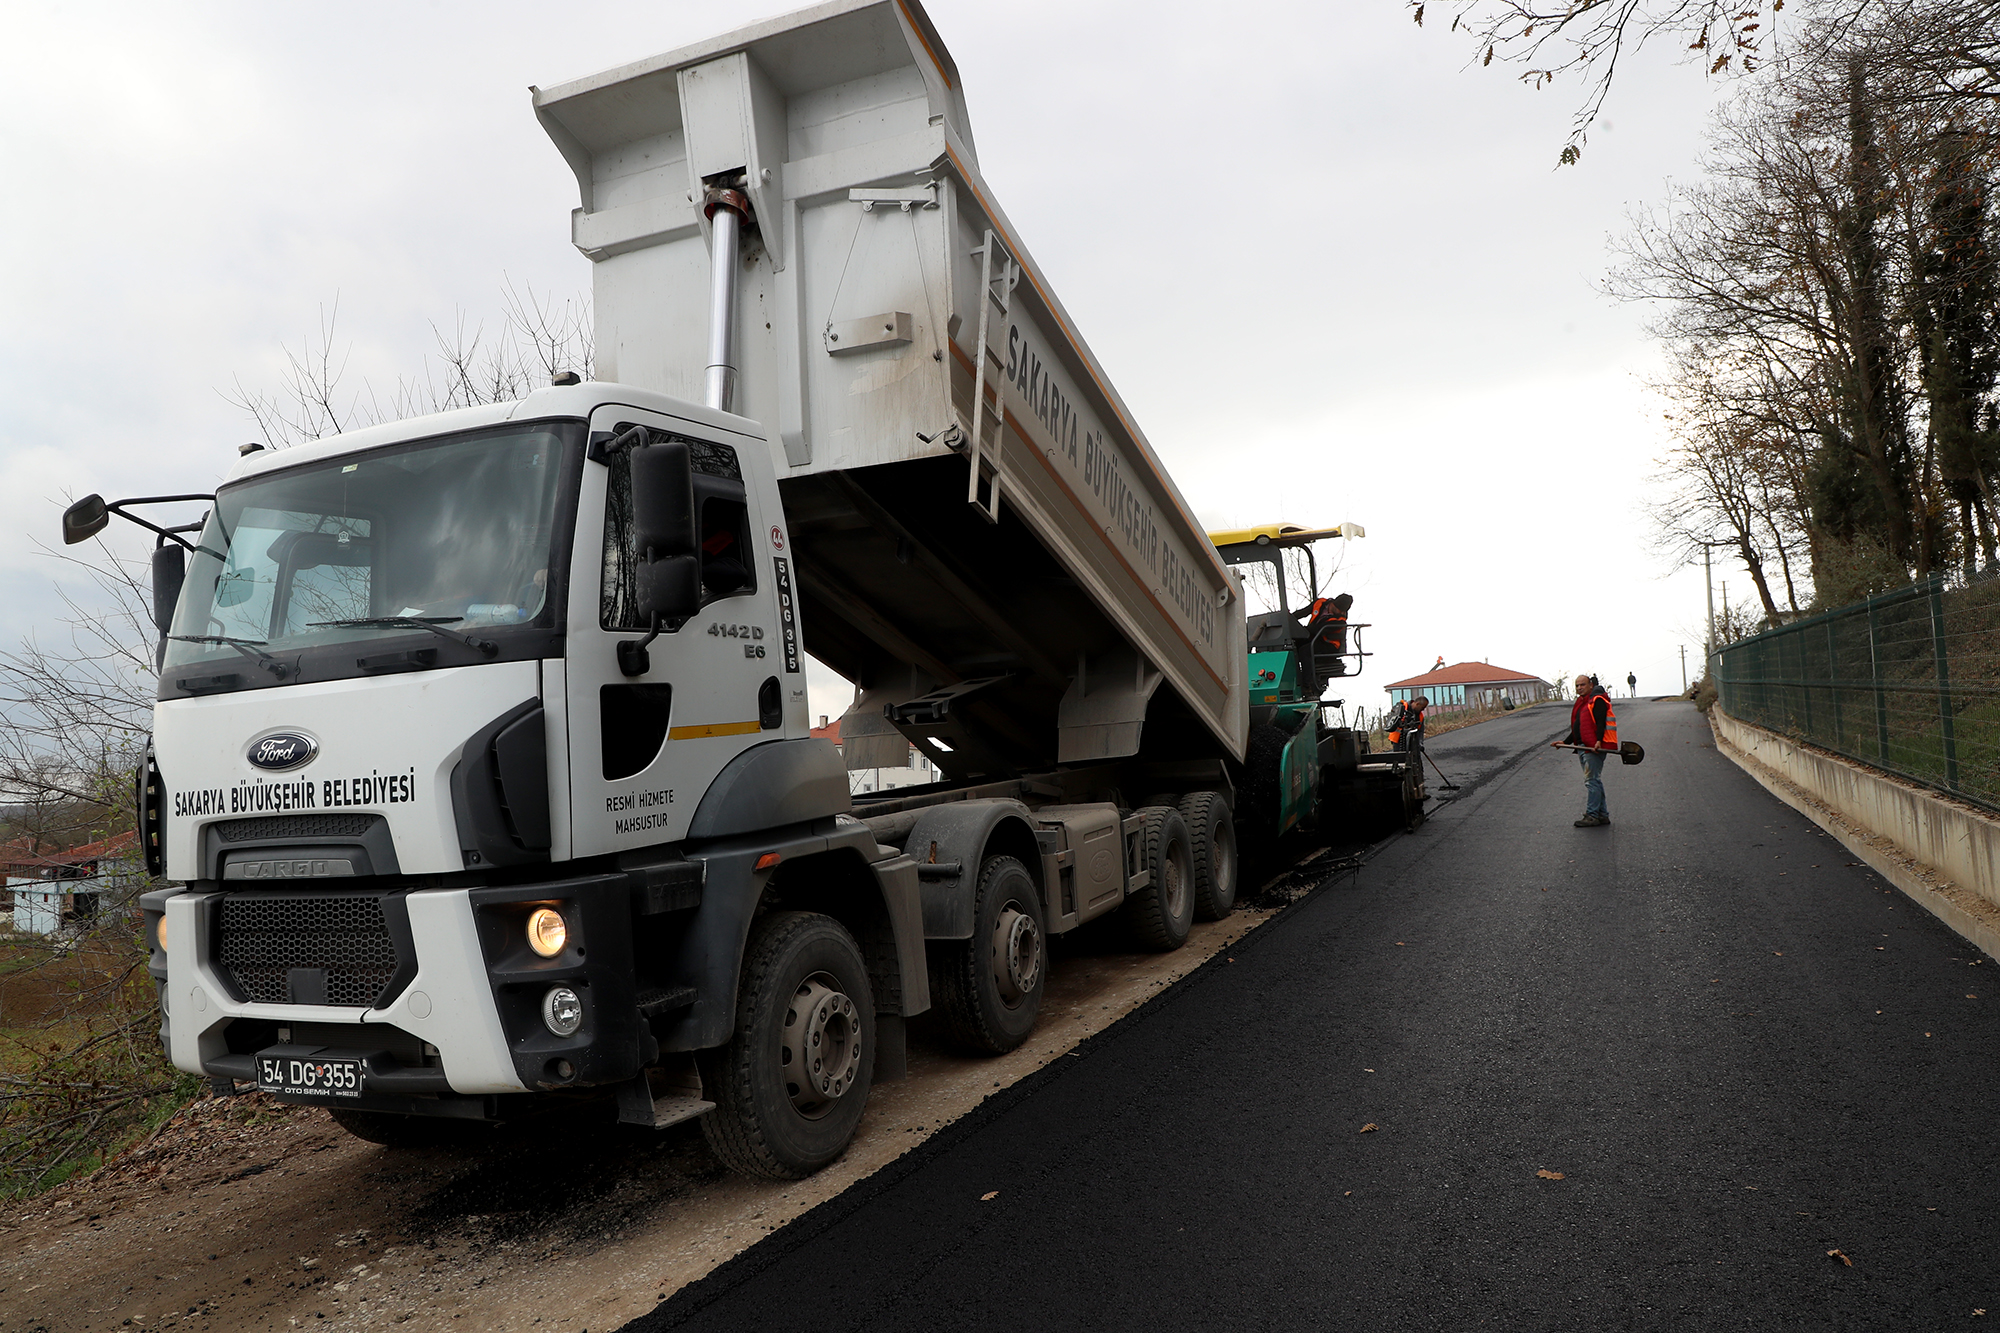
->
xmin=565 ymin=403 xmax=792 ymax=858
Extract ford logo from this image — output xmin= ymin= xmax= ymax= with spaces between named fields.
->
xmin=248 ymin=732 xmax=319 ymax=772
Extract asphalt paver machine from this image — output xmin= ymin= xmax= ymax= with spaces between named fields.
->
xmin=1210 ymin=524 xmax=1425 ymax=841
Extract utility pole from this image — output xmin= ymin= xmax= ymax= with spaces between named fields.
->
xmin=1704 ymin=544 xmax=1716 ymax=659
xmin=1693 ymin=537 xmax=1731 ymax=685
xmin=1679 ymin=644 xmax=1688 ymax=692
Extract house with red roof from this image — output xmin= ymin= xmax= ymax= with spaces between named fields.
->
xmin=2 ymin=830 xmax=142 ymax=936
xmin=1384 ymin=661 xmax=1552 ymax=712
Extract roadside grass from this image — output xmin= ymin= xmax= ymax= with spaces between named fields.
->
xmin=0 ymin=924 xmax=199 ymax=1199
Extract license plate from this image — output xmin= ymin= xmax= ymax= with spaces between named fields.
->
xmin=258 ymin=1052 xmax=364 ymax=1099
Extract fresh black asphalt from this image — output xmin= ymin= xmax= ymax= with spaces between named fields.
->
xmin=629 ymin=700 xmax=2000 ymax=1330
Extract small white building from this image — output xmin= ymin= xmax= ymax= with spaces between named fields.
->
xmin=2 ymin=832 xmax=142 ymax=937
xmin=811 ymin=716 xmax=942 ymax=795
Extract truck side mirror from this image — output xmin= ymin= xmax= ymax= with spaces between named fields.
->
xmin=151 ymin=544 xmax=186 ymax=633
xmin=616 ymin=441 xmax=702 ymax=677
xmin=62 ymin=495 xmax=109 ymax=545
xmin=635 ymin=555 xmax=701 ymax=623
xmin=630 ymin=440 xmax=697 ymax=563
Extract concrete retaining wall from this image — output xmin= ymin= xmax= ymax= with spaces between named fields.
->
xmin=1711 ymin=706 xmax=2000 ymax=961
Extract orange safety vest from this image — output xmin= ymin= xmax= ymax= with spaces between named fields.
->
xmin=1572 ymin=692 xmax=1618 ymax=749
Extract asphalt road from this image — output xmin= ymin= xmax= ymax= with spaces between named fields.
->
xmin=631 ymin=699 xmax=2000 ymax=1331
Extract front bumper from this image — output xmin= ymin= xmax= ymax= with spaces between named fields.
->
xmin=165 ymin=885 xmax=529 ymax=1095
xmin=161 ymin=863 xmax=700 ymax=1107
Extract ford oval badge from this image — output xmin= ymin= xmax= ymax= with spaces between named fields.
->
xmin=248 ymin=732 xmax=318 ymax=772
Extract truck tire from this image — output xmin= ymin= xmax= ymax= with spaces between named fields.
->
xmin=930 ymin=854 xmax=1046 ymax=1054
xmin=328 ymin=1108 xmax=484 ymax=1149
xmin=1178 ymin=792 xmax=1238 ymax=921
xmin=1123 ymin=806 xmax=1194 ymax=951
xmin=699 ymin=911 xmax=875 ymax=1180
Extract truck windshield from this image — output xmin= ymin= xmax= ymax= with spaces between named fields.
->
xmin=164 ymin=423 xmax=574 ymax=677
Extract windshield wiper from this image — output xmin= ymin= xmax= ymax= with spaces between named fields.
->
xmin=167 ymin=635 xmax=291 ymax=678
xmin=308 ymin=616 xmax=498 ymax=656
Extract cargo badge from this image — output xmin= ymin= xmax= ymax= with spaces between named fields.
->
xmin=247 ymin=732 xmax=319 ymax=772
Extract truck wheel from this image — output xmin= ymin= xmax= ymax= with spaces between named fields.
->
xmin=328 ymin=1108 xmax=484 ymax=1149
xmin=699 ymin=911 xmax=875 ymax=1180
xmin=1123 ymin=807 xmax=1194 ymax=951
xmin=1179 ymin=792 xmax=1238 ymax=921
xmin=931 ymin=854 xmax=1046 ymax=1054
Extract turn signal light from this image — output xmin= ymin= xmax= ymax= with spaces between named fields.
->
xmin=155 ymin=916 xmax=169 ymax=954
xmin=526 ymin=908 xmax=568 ymax=957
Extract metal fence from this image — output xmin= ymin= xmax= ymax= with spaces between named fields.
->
xmin=1713 ymin=573 xmax=2000 ymax=812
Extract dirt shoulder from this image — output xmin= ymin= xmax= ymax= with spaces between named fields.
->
xmin=0 ymin=905 xmax=1287 ymax=1332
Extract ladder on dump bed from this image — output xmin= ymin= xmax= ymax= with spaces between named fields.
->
xmin=967 ymin=229 xmax=1018 ymax=526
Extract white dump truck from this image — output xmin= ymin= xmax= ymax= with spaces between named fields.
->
xmin=75 ymin=0 xmax=1378 ymax=1179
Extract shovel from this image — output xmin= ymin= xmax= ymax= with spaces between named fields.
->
xmin=1551 ymin=741 xmax=1646 ymax=766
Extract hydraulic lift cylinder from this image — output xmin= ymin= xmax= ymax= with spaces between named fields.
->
xmin=703 ymin=189 xmax=748 ymax=413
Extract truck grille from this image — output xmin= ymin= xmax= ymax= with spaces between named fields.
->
xmin=217 ymin=892 xmax=399 ymax=1007
xmin=212 ymin=813 xmax=383 ymax=843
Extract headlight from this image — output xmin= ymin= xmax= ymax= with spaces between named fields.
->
xmin=542 ymin=986 xmax=583 ymax=1036
xmin=155 ymin=916 xmax=169 ymax=954
xmin=526 ymin=908 xmax=567 ymax=957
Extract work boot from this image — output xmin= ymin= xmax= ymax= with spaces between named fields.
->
xmin=1573 ymin=813 xmax=1609 ymax=827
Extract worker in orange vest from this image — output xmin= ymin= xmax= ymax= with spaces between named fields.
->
xmin=1563 ymin=673 xmax=1617 ymax=827
xmin=1387 ymin=695 xmax=1427 ymax=755
xmin=1297 ymin=592 xmax=1354 ymax=660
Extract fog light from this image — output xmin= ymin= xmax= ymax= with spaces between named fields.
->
xmin=155 ymin=916 xmax=169 ymax=954
xmin=526 ymin=908 xmax=567 ymax=957
xmin=542 ymin=986 xmax=583 ymax=1036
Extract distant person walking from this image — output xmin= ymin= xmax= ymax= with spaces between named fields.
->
xmin=1627 ymin=671 xmax=1637 ymax=697
xmin=1561 ymin=674 xmax=1617 ymax=828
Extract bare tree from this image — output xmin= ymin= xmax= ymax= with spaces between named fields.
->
xmin=1408 ymin=0 xmax=2000 ymax=163
xmin=0 ymin=542 xmax=158 ymax=848
xmin=1655 ymin=355 xmax=1811 ymax=622
xmin=1608 ymin=60 xmax=2000 ymax=606
xmin=1410 ymin=0 xmax=1793 ymax=161
xmin=227 ymin=281 xmax=592 ymax=448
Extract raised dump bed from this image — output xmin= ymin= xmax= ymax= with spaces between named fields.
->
xmin=533 ymin=0 xmax=1246 ymax=784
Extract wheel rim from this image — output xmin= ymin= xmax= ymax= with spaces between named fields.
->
xmin=990 ymin=900 xmax=1042 ymax=1006
xmin=779 ymin=971 xmax=861 ymax=1119
xmin=1163 ymin=841 xmax=1189 ymax=921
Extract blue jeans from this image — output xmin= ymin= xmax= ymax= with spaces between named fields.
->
xmin=1578 ymin=750 xmax=1608 ymax=817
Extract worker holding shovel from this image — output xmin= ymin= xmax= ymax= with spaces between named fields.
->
xmin=1558 ymin=674 xmax=1616 ymax=828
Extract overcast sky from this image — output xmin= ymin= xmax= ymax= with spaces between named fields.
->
xmin=1 ymin=0 xmax=1741 ymax=726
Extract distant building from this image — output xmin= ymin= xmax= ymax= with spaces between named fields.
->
xmin=1384 ymin=661 xmax=1552 ymax=712
xmin=812 ymin=715 xmax=941 ymax=795
xmin=0 ymin=831 xmax=142 ymax=936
